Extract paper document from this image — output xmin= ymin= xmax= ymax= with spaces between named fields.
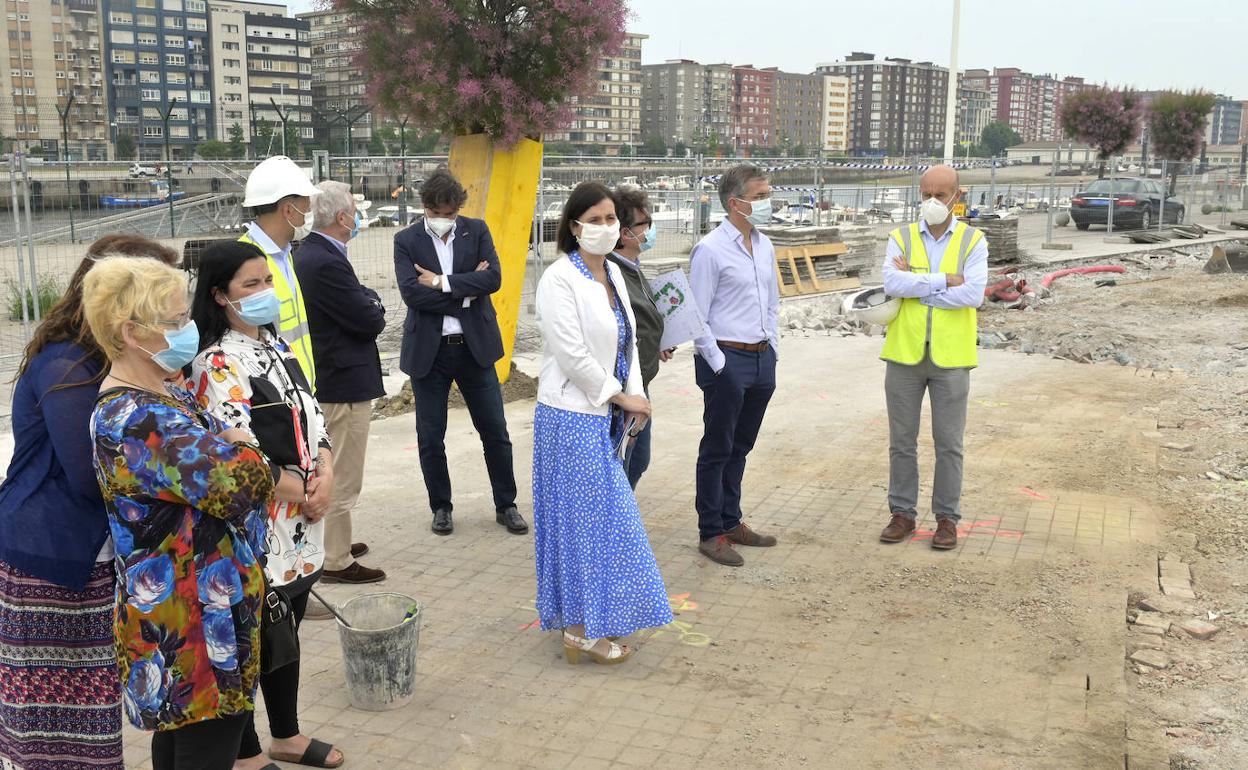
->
xmin=614 ymin=416 xmax=639 ymax=461
xmin=649 ymin=268 xmax=709 ymax=350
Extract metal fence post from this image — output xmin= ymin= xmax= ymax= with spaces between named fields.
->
xmin=1158 ymin=159 xmax=1166 ymax=229
xmin=9 ymin=155 xmax=31 ymax=333
xmin=20 ymin=155 xmax=40 ymax=323
xmin=1107 ymin=157 xmax=1116 ymax=232
xmin=1222 ymin=166 xmax=1230 ymax=226
xmin=692 ymin=153 xmax=703 ymax=250
xmin=989 ymin=157 xmax=997 ymax=211
xmin=1045 ymin=148 xmax=1056 ymax=244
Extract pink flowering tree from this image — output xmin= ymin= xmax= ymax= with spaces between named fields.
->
xmin=335 ymin=0 xmax=629 ymax=147
xmin=1147 ymin=90 xmax=1216 ymax=195
xmin=1059 ymin=88 xmax=1142 ymax=179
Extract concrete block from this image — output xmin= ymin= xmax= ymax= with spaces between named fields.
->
xmin=1177 ymin=619 xmax=1220 ymax=641
xmin=1129 ymin=649 xmax=1170 ymax=669
xmin=1132 ymin=612 xmax=1171 ymax=633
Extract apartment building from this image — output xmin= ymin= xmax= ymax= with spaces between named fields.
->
xmin=640 ymin=59 xmax=704 ymax=148
xmin=547 ymin=32 xmax=645 ymax=155
xmin=963 ymin=67 xmax=1089 ymax=143
xmin=1205 ymin=95 xmax=1242 ymax=146
xmin=820 ymin=74 xmax=851 ymax=154
xmin=817 ymin=52 xmax=949 ymax=156
xmin=102 ymin=0 xmax=213 ymax=160
xmin=731 ymin=64 xmax=775 ymax=152
xmin=957 ymin=81 xmax=991 ymax=148
xmin=298 ymin=7 xmax=372 ymax=155
xmin=773 ymin=70 xmax=822 ymax=152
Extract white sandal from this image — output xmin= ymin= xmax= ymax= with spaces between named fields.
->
xmin=562 ymin=630 xmax=632 ymax=665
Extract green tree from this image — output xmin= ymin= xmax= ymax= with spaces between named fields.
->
xmin=412 ymin=131 xmax=442 ymax=154
xmin=254 ymin=118 xmax=274 ymax=156
xmin=672 ymin=141 xmax=688 ymax=158
xmin=1058 ymin=87 xmax=1141 ymax=178
xmin=1147 ymin=90 xmax=1217 ymax=194
xmin=368 ymin=128 xmax=389 ymax=156
xmin=582 ymin=144 xmax=605 ymax=157
xmin=115 ymin=132 xmax=136 ymax=160
xmin=617 ymin=143 xmax=632 ymax=157
xmin=196 ymin=140 xmax=231 ymax=159
xmin=980 ymin=121 xmax=1023 ymax=157
xmin=227 ymin=122 xmax=246 ymax=159
xmin=544 ymin=140 xmax=577 ymax=156
xmin=640 ymin=136 xmax=666 ymax=157
xmin=283 ymin=123 xmax=301 ymax=158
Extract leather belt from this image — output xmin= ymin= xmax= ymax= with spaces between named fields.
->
xmin=718 ymin=340 xmax=769 ymax=352
xmin=442 ymin=334 xmax=466 ymax=345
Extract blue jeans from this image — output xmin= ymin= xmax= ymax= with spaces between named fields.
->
xmin=693 ymin=345 xmax=776 ymax=541
xmin=623 ymin=409 xmax=653 ymax=489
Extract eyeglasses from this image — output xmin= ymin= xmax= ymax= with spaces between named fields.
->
xmin=140 ymin=312 xmax=191 ymax=331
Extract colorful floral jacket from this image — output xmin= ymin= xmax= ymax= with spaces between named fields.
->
xmin=91 ymin=387 xmax=274 ymax=732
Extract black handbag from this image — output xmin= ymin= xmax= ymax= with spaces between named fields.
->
xmin=260 ymin=580 xmax=300 ymax=673
xmin=247 ymin=349 xmax=313 ymax=468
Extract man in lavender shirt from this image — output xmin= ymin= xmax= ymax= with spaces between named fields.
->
xmin=688 ymin=165 xmax=781 ymax=567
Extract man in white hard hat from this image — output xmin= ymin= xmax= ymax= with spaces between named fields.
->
xmin=877 ymin=165 xmax=988 ymax=551
xmin=238 ymin=155 xmax=322 ymax=387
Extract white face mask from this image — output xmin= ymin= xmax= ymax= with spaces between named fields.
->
xmin=921 ymin=197 xmax=952 ymax=227
xmin=574 ymin=220 xmax=620 ymax=256
xmin=287 ymin=204 xmax=313 ymax=241
xmin=426 ymin=217 xmax=455 ymax=237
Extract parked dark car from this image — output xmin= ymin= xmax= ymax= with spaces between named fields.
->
xmin=1069 ymin=178 xmax=1185 ymax=231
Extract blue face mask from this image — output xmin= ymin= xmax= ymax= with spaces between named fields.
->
xmin=349 ymin=211 xmax=361 ymax=240
xmin=228 ymin=288 xmax=279 ymax=327
xmin=139 ymin=320 xmax=200 ymax=373
xmin=736 ymin=197 xmax=773 ymax=227
xmin=638 ymin=225 xmax=657 ymax=252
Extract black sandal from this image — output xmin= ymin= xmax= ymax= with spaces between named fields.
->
xmin=270 ymin=738 xmax=343 ymax=768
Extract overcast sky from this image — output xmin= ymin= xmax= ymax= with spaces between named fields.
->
xmin=287 ymin=0 xmax=1244 ymax=99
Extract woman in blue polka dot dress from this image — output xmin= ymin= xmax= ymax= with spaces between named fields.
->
xmin=532 ymin=182 xmax=673 ymax=665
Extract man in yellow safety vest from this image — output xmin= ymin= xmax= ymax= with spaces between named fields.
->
xmin=238 ymin=155 xmax=322 ymax=389
xmin=877 ymin=165 xmax=988 ymax=551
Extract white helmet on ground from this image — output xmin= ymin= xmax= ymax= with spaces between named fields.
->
xmin=843 ymin=286 xmax=902 ymax=326
xmin=242 ymin=155 xmax=321 ymax=208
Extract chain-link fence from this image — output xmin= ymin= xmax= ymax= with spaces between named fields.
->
xmin=3 ymin=150 xmax=1245 ymax=414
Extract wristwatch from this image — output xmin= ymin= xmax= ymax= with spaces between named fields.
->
xmin=432 ymin=275 xmax=442 ymax=289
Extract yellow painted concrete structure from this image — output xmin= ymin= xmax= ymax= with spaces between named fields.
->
xmin=448 ymin=133 xmax=543 ymax=382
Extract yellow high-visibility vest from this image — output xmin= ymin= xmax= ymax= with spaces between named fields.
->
xmin=879 ymin=221 xmax=984 ymax=369
xmin=237 ymin=230 xmax=317 ymax=389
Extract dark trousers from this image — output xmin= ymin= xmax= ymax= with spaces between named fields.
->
xmin=693 ymin=345 xmax=777 ymax=541
xmin=152 ymin=712 xmax=248 ymax=770
xmin=238 ymin=584 xmax=310 ymax=759
xmin=623 ymin=391 xmax=653 ymax=489
xmin=412 ymin=339 xmax=517 ymax=513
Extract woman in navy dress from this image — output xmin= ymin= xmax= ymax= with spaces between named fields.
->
xmin=532 ymin=182 xmax=672 ymax=665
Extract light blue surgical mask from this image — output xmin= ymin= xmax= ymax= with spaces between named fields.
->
xmin=639 ymin=225 xmax=657 ymax=252
xmin=348 ymin=211 xmax=361 ymax=240
xmin=735 ymin=197 xmax=773 ymax=227
xmin=227 ymin=288 xmax=280 ymax=327
xmin=139 ymin=320 xmax=200 ymax=373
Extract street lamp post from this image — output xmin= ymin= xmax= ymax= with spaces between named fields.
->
xmin=162 ymin=97 xmax=178 ymax=238
xmin=941 ymin=0 xmax=962 ymax=164
xmin=57 ymin=94 xmax=77 ymax=242
xmin=398 ymin=116 xmax=409 ymax=224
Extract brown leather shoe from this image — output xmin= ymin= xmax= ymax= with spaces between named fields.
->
xmin=698 ymin=535 xmax=744 ymax=566
xmin=726 ymin=522 xmax=777 ymax=547
xmin=879 ymin=513 xmax=916 ymax=543
xmin=321 ymin=562 xmax=388 ymax=584
xmin=350 ymin=543 xmax=369 ymax=559
xmin=931 ymin=518 xmax=959 ymax=550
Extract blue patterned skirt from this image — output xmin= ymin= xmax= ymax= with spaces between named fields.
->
xmin=532 ymin=403 xmax=673 ymax=639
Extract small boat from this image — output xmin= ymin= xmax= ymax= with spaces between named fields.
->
xmin=101 ymin=180 xmax=185 ymax=208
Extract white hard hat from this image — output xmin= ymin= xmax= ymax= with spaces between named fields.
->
xmin=844 ymin=287 xmax=902 ymax=326
xmin=242 ymin=155 xmax=321 ymax=208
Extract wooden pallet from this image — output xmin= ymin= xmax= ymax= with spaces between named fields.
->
xmin=773 ymin=242 xmax=860 ymax=296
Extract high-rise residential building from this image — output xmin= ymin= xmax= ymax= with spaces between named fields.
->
xmin=298 ymin=7 xmax=375 ymax=156
xmin=957 ymin=80 xmax=991 ymax=148
xmin=701 ymin=63 xmax=734 ymax=150
xmin=963 ymin=67 xmax=1088 ymax=143
xmin=820 ymin=74 xmax=851 ymax=154
xmin=731 ymin=64 xmax=775 ymax=152
xmin=238 ymin=2 xmax=312 ymax=154
xmin=208 ymin=0 xmax=249 ymax=142
xmin=1205 ymin=95 xmax=1242 ymax=146
xmin=641 ymin=59 xmax=705 ymax=147
xmin=817 ymin=53 xmax=949 ymax=156
xmin=102 ymin=0 xmax=214 ymax=160
xmin=547 ymin=32 xmax=645 ymax=155
xmin=773 ymin=70 xmax=822 ymax=152
xmin=1 ymin=0 xmax=110 ymax=159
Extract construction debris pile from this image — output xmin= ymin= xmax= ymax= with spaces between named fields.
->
xmin=759 ymin=224 xmax=880 ymax=293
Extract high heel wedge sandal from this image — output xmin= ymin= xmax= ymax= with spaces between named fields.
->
xmin=563 ymin=631 xmax=632 ymax=665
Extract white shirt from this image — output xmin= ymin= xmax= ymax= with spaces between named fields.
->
xmin=245 ymin=221 xmax=295 ymax=288
xmin=535 ymin=256 xmax=643 ymax=416
xmin=424 ymin=219 xmax=472 ymax=336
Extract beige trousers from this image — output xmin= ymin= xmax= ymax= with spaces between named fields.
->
xmin=321 ymin=401 xmax=373 ymax=571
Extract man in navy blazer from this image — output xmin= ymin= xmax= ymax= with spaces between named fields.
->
xmin=294 ymin=181 xmax=388 ymax=586
xmin=393 ymin=169 xmax=525 ymax=537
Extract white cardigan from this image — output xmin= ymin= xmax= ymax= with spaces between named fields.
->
xmin=536 ymin=255 xmax=644 ymax=415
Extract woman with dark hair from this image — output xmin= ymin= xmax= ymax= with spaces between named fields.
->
xmin=532 ymin=181 xmax=672 ymax=666
xmin=0 ymin=236 xmax=178 ymax=770
xmin=184 ymin=240 xmax=343 ymax=770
